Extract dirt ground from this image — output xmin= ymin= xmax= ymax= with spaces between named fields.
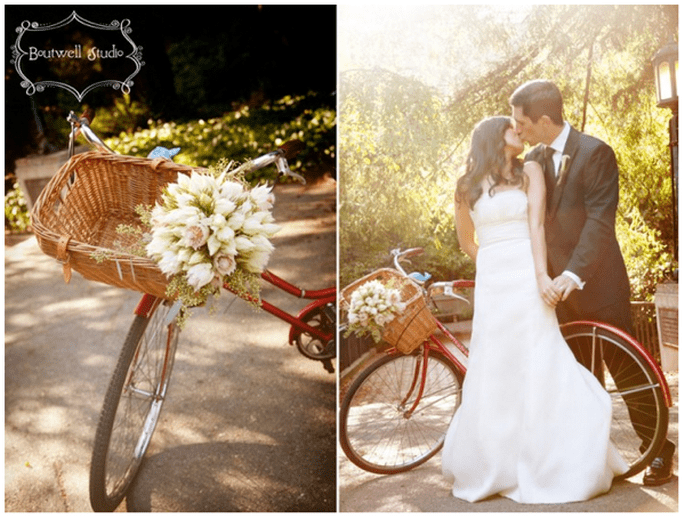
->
xmin=5 ymin=178 xmax=337 ymax=512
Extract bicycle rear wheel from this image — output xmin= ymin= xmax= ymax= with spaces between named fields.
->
xmin=562 ymin=323 xmax=669 ymax=479
xmin=340 ymin=348 xmax=463 ymax=474
xmin=89 ymin=300 xmax=180 ymax=512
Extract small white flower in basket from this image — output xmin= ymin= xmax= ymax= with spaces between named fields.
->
xmin=345 ymin=279 xmax=407 ymax=343
xmin=144 ymin=161 xmax=281 ymax=319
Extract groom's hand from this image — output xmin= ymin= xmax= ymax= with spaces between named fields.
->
xmin=538 ymin=274 xmax=561 ymax=307
xmin=553 ymin=274 xmax=579 ymax=301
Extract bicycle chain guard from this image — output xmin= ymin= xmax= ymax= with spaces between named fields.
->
xmin=294 ymin=304 xmax=336 ymax=372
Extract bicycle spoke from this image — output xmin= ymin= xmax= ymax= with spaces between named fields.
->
xmin=91 ymin=302 xmax=179 ymax=511
xmin=563 ymin=325 xmax=668 ymax=478
xmin=341 ymin=352 xmax=463 ymax=473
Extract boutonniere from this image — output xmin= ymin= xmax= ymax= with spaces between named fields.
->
xmin=556 ymin=154 xmax=571 ymax=186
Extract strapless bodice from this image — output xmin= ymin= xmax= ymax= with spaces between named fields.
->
xmin=470 ymin=189 xmax=529 ymax=248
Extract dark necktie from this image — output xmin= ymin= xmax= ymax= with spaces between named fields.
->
xmin=543 ymin=147 xmax=556 ymax=204
xmin=545 ymin=146 xmax=556 ymax=177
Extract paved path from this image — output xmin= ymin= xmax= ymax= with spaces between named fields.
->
xmin=339 ymin=360 xmax=678 ymax=512
xmin=5 ymin=181 xmax=337 ymax=512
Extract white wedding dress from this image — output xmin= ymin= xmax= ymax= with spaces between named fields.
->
xmin=442 ymin=189 xmax=628 ymax=504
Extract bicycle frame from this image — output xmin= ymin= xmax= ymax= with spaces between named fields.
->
xmin=341 ymin=249 xmax=673 ymax=478
xmin=231 ymin=269 xmax=336 ymax=345
xmin=381 ymin=249 xmax=673 ymax=414
xmin=380 ymin=315 xmax=673 ymax=420
xmin=134 ymin=270 xmax=335 ymax=345
xmin=67 ymin=111 xmax=335 ymax=350
xmin=381 ymin=320 xmax=468 ymax=419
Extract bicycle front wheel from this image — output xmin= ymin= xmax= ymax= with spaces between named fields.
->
xmin=562 ymin=323 xmax=669 ymax=479
xmin=89 ymin=300 xmax=180 ymax=512
xmin=340 ymin=348 xmax=463 ymax=474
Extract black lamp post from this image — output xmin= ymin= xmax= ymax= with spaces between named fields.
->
xmin=652 ymin=37 xmax=678 ymax=265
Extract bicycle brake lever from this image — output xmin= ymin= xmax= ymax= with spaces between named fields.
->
xmin=67 ymin=110 xmax=115 ymax=156
xmin=276 ymin=155 xmax=306 ymax=184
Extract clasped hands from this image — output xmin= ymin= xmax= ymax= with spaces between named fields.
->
xmin=539 ymin=274 xmax=578 ymax=308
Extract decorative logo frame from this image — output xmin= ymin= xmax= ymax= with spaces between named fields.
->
xmin=10 ymin=11 xmax=144 ymax=101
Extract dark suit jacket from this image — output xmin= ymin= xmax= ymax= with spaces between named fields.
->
xmin=526 ymin=126 xmax=631 ymax=326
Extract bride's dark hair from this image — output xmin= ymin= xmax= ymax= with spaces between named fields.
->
xmin=456 ymin=116 xmax=525 ymax=209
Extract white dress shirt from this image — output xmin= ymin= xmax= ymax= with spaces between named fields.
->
xmin=548 ymin=122 xmax=570 ymax=175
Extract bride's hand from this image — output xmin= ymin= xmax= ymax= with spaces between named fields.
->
xmin=537 ymin=274 xmax=560 ymax=307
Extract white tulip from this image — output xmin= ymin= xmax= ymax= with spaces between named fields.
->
xmin=242 ymin=248 xmax=271 ymax=273
xmin=216 ymin=225 xmax=236 ymax=244
xmin=176 ymin=172 xmax=191 ymax=189
xmin=227 ymin=212 xmax=246 ymax=231
xmin=157 ymin=250 xmax=182 ymax=275
xmin=188 ymin=171 xmax=213 ymax=194
xmin=176 ymin=247 xmax=193 ymax=265
xmin=220 ymin=181 xmax=244 ymax=200
xmin=146 ymin=232 xmax=175 ymax=258
xmin=206 ymin=235 xmax=221 ymax=257
xmin=250 ymin=234 xmax=275 ymax=253
xmin=186 ymin=262 xmax=215 ymax=291
xmin=235 ymin=235 xmax=257 ymax=253
xmin=187 ymin=250 xmax=207 ymax=266
xmin=214 ymin=196 xmax=237 ymax=216
xmin=237 ymin=198 xmax=254 ymax=215
xmin=251 ymin=184 xmax=275 ymax=211
xmin=175 ymin=192 xmax=195 ymax=208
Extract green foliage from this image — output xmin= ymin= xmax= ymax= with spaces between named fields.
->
xmin=4 ymin=182 xmax=30 ymax=232
xmin=104 ymin=92 xmax=336 ymax=183
xmin=618 ymin=206 xmax=671 ymax=302
xmin=90 ymin=94 xmax=152 ymax=136
xmin=339 ymin=70 xmax=472 ymax=286
xmin=4 ymin=92 xmax=334 ymax=234
xmin=340 ymin=5 xmax=676 ymax=300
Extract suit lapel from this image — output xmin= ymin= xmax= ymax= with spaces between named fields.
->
xmin=548 ymin=127 xmax=580 ymax=218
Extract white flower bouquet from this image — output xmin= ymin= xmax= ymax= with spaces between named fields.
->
xmin=345 ymin=279 xmax=407 ymax=343
xmin=143 ymin=161 xmax=280 ymax=314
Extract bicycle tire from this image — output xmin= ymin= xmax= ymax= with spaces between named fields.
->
xmin=562 ymin=323 xmax=669 ymax=479
xmin=89 ymin=301 xmax=180 ymax=512
xmin=340 ymin=348 xmax=463 ymax=474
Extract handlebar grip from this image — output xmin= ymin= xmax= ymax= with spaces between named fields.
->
xmin=452 ymin=280 xmax=475 ymax=289
xmin=403 ymin=247 xmax=425 ymax=258
xmin=278 ymin=139 xmax=306 ymax=161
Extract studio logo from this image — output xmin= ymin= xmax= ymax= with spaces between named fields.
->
xmin=10 ymin=11 xmax=144 ymax=101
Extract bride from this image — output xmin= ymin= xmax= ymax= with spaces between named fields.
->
xmin=441 ymin=116 xmax=628 ymax=504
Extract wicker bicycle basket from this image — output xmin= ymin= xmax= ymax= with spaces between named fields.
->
xmin=30 ymin=151 xmax=203 ymax=299
xmin=340 ymin=268 xmax=437 ymax=354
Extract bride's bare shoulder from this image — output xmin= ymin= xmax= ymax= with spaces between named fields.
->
xmin=523 ymin=160 xmax=544 ymax=181
xmin=521 ymin=161 xmax=544 ymax=192
xmin=523 ymin=160 xmax=543 ymax=175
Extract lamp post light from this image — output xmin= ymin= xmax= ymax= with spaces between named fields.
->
xmin=652 ymin=36 xmax=678 ymax=263
xmin=652 ymin=36 xmax=679 ymax=371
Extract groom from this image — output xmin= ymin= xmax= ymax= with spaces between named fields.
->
xmin=509 ymin=79 xmax=675 ymax=486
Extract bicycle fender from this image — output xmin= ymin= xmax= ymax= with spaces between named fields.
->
xmin=560 ymin=320 xmax=673 ymax=407
xmin=134 ymin=294 xmax=162 ymax=319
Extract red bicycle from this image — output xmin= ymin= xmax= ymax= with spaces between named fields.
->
xmin=339 ymin=247 xmax=672 ymax=480
xmin=55 ymin=113 xmax=336 ymax=511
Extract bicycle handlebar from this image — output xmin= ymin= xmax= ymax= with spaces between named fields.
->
xmin=390 ymin=247 xmax=474 ymax=303
xmin=237 ymin=148 xmax=306 ymax=184
xmin=390 ymin=247 xmax=424 ymax=276
xmin=68 ymin=111 xmax=115 ymax=155
xmin=66 ymin=110 xmax=306 ymax=184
